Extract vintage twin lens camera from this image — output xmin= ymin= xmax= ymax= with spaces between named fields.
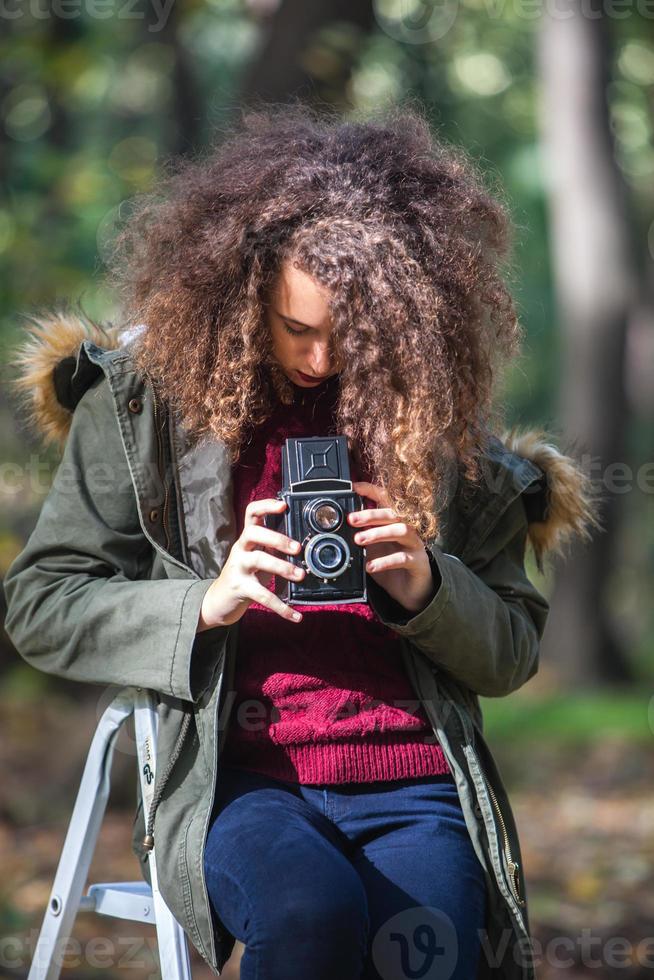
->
xmin=263 ymin=435 xmax=367 ymax=605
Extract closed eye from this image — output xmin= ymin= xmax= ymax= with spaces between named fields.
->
xmin=283 ymin=322 xmax=309 ymax=337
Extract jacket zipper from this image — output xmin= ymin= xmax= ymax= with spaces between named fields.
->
xmin=447 ymin=695 xmax=525 ymax=910
xmin=478 ymin=756 xmax=524 ymax=908
xmin=140 ymin=381 xmax=189 ymax=855
xmin=140 ymin=392 xmax=229 ymax=970
xmin=148 ymin=376 xmax=172 ymax=554
xmin=433 ymin=672 xmax=526 ymax=911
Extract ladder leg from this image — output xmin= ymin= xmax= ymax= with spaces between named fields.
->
xmin=27 ymin=689 xmax=136 ymax=980
xmin=153 ymin=909 xmax=193 ymax=980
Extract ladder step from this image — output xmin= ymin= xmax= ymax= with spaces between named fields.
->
xmin=81 ymin=881 xmax=155 ymax=923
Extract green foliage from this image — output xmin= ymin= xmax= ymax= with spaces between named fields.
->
xmin=481 ymin=689 xmax=654 ymax=744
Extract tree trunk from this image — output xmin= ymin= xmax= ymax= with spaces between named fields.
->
xmin=536 ymin=0 xmax=637 ymax=686
xmin=239 ymin=0 xmax=376 ymax=109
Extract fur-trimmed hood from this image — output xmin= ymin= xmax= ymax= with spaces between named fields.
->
xmin=8 ymin=310 xmax=604 ymax=573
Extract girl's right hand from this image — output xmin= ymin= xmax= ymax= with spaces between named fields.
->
xmin=197 ymin=497 xmax=305 ymax=631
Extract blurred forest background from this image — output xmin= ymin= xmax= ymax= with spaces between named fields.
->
xmin=1 ymin=1 xmax=653 ymax=979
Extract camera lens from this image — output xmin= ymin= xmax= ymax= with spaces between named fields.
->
xmin=316 ymin=541 xmax=341 ymax=569
xmin=305 ymin=498 xmax=343 ymax=533
xmin=315 ymin=504 xmax=340 ymax=531
xmin=305 ymin=533 xmax=351 ymax=579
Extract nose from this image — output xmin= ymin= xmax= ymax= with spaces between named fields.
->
xmin=308 ymin=339 xmax=337 ymax=377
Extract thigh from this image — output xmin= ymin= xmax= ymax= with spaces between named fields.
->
xmin=349 ymin=776 xmax=487 ymax=980
xmin=204 ymin=765 xmax=370 ymax=979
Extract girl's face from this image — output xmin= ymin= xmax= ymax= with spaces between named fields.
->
xmin=267 ymin=259 xmax=342 ymax=387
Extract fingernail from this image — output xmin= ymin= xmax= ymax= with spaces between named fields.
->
xmin=292 ymin=612 xmax=302 ymax=622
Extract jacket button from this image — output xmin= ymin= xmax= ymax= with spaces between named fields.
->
xmin=149 ymin=508 xmax=159 ymax=522
xmin=128 ymin=397 xmax=143 ymax=414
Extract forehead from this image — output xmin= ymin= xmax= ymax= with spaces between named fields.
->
xmin=273 ymin=259 xmax=332 ymax=327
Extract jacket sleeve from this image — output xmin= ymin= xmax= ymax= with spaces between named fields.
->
xmin=365 ymin=492 xmax=550 ymax=697
xmin=3 ymin=374 xmax=227 ymax=703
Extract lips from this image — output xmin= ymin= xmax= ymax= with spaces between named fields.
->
xmin=297 ymin=370 xmax=329 ymax=382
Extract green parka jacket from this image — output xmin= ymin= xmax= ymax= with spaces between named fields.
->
xmin=4 ymin=314 xmax=600 ymax=980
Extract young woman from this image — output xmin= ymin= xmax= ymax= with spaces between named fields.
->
xmin=5 ymin=102 xmax=600 ymax=980
xmin=198 ymin=253 xmax=488 ymax=980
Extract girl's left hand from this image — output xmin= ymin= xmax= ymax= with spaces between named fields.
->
xmin=348 ymin=481 xmax=438 ymax=616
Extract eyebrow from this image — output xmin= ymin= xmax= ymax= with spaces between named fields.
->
xmin=273 ymin=309 xmax=323 ymax=329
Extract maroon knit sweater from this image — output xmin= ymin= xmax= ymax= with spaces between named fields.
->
xmin=219 ymin=373 xmax=451 ymax=784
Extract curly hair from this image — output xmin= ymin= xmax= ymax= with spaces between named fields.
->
xmin=104 ymin=98 xmax=524 ymax=542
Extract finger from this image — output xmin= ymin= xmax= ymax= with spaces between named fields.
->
xmin=352 ymin=481 xmax=392 ymax=507
xmin=365 ymin=550 xmax=414 ymax=573
xmin=348 ymin=507 xmax=397 ymax=526
xmin=353 ymin=522 xmax=417 ymax=546
xmin=244 ymin=497 xmax=287 ymax=527
xmin=242 ymin=550 xmax=306 ymax=583
xmin=248 ymin=583 xmax=303 ymax=623
xmin=241 ymin=523 xmax=303 ymax=556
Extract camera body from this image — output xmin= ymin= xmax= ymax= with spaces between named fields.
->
xmin=263 ymin=435 xmax=367 ymax=604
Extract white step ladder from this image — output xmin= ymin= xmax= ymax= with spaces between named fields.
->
xmin=26 ymin=686 xmax=193 ymax=980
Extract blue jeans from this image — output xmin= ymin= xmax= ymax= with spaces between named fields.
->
xmin=203 ymin=764 xmax=487 ymax=980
